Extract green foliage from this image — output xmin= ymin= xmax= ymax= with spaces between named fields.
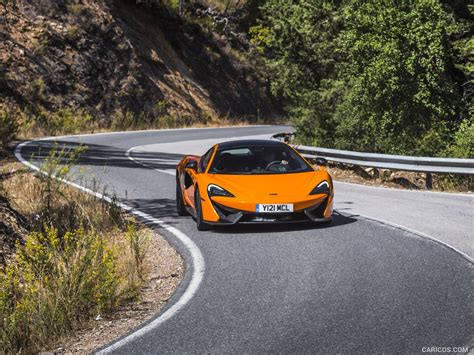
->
xmin=249 ymin=24 xmax=272 ymax=53
xmin=32 ymin=78 xmax=45 ymax=96
xmin=17 ymin=108 xmax=95 ymax=137
xmin=445 ymin=118 xmax=474 ymax=158
xmin=155 ymin=99 xmax=168 ymax=115
xmin=261 ymin=0 xmax=470 ymax=156
xmin=1 ymin=143 xmax=151 ymax=352
xmin=66 ymin=3 xmax=87 ymax=15
xmin=123 ymin=223 xmax=150 ymax=296
xmin=111 ymin=110 xmax=137 ymax=131
xmin=259 ymin=0 xmax=344 ymax=147
xmin=34 ymin=143 xmax=88 ymax=232
xmin=334 ymin=0 xmax=459 ymax=155
xmin=446 ymin=2 xmax=473 ymax=123
xmin=1 ymin=227 xmax=119 ymax=352
xmin=48 ymin=108 xmax=92 ymax=135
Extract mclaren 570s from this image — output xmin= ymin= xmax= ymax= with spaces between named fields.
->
xmin=176 ymin=139 xmax=333 ymax=230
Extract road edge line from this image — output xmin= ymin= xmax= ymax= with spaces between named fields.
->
xmin=352 ymin=213 xmax=473 ymax=264
xmin=126 ymin=146 xmax=176 ymax=176
xmin=14 ymin=140 xmax=206 ymax=353
xmin=27 ymin=124 xmax=276 ymax=141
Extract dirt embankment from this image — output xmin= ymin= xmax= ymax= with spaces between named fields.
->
xmin=1 ymin=0 xmax=280 ymax=122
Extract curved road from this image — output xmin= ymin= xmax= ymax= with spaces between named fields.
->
xmin=18 ymin=126 xmax=473 ymax=354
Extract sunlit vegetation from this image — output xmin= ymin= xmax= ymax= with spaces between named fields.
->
xmin=0 ymin=146 xmax=151 ymax=353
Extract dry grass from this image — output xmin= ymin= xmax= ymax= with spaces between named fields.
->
xmin=0 ymin=146 xmax=183 ymax=353
xmin=57 ymin=230 xmax=183 ymax=353
xmin=5 ymin=105 xmax=281 ymax=141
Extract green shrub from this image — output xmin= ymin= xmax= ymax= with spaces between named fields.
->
xmin=0 ymin=222 xmax=152 ymax=352
xmin=155 ymin=100 xmax=168 ymax=116
xmin=111 ymin=109 xmax=136 ymax=131
xmin=1 ymin=135 xmax=153 ymax=352
xmin=49 ymin=108 xmax=92 ymax=134
xmin=32 ymin=78 xmax=45 ymax=96
xmin=249 ymin=25 xmax=272 ymax=53
xmin=34 ymin=143 xmax=88 ymax=232
xmin=445 ymin=118 xmax=474 ymax=158
xmin=0 ymin=227 xmax=119 ymax=352
xmin=125 ymin=223 xmax=150 ymax=283
xmin=16 ymin=108 xmax=95 ymax=137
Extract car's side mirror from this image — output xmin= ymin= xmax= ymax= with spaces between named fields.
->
xmin=315 ymin=157 xmax=328 ymax=166
xmin=185 ymin=160 xmax=198 ymax=172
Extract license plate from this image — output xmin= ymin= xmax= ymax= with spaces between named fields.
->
xmin=256 ymin=204 xmax=293 ymax=213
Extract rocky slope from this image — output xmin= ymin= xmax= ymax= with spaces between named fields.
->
xmin=1 ymin=0 xmax=280 ymax=122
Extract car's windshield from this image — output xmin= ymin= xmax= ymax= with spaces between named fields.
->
xmin=208 ymin=144 xmax=313 ymax=174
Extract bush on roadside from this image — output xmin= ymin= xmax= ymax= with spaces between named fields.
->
xmin=0 ymin=146 xmax=151 ymax=353
xmin=444 ymin=118 xmax=474 ymax=159
xmin=19 ymin=108 xmax=95 ymax=137
xmin=0 ymin=227 xmax=118 ymax=352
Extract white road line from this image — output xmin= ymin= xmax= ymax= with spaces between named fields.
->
xmin=355 ymin=213 xmax=473 ymax=264
xmin=125 ymin=133 xmax=275 ymax=176
xmin=126 ymin=147 xmax=176 ymax=176
xmin=34 ymin=124 xmax=275 ymax=141
xmin=14 ymin=141 xmax=205 ymax=353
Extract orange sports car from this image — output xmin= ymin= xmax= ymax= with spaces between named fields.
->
xmin=176 ymin=140 xmax=334 ymax=230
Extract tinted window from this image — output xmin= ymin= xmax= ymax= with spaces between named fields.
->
xmin=208 ymin=145 xmax=312 ymax=174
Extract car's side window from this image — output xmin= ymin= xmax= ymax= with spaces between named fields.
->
xmin=199 ymin=147 xmax=215 ymax=173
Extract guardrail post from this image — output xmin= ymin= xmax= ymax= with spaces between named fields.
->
xmin=425 ymin=173 xmax=433 ymax=190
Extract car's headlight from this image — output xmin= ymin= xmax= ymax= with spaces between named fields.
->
xmin=310 ymin=180 xmax=330 ymax=195
xmin=208 ymin=184 xmax=234 ymax=197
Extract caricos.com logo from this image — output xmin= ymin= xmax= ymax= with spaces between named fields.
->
xmin=422 ymin=346 xmax=469 ymax=353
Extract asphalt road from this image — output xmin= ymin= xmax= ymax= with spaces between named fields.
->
xmin=18 ymin=126 xmax=473 ymax=354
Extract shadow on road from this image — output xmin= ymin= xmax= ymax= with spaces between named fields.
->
xmin=124 ymin=197 xmax=183 ymax=227
xmin=20 ymin=140 xmax=360 ymax=234
xmin=19 ymin=140 xmax=183 ymax=171
xmin=212 ymin=211 xmax=357 ymax=234
xmin=122 ymin=196 xmax=358 ymax=233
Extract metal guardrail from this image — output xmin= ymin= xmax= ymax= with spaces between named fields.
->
xmin=295 ymin=145 xmax=474 ymax=175
xmin=297 ymin=146 xmax=474 ymax=190
xmin=271 ymin=133 xmax=474 ymax=189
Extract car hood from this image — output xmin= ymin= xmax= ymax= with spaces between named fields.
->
xmin=208 ymin=171 xmax=324 ymax=199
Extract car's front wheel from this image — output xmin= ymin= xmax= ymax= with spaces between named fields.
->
xmin=195 ymin=188 xmax=211 ymax=231
xmin=176 ymin=174 xmax=189 ymax=216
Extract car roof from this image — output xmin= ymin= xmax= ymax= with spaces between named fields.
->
xmin=216 ymin=139 xmax=286 ymax=150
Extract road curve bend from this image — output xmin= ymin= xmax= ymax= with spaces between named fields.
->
xmin=16 ymin=126 xmax=473 ymax=354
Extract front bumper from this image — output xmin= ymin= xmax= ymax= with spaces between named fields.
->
xmin=207 ymin=197 xmax=332 ymax=225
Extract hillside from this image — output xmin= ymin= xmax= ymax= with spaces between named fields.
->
xmin=1 ymin=0 xmax=280 ymax=124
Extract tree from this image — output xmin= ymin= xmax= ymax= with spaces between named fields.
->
xmin=260 ymin=0 xmax=468 ymax=156
xmin=257 ymin=0 xmax=344 ymax=146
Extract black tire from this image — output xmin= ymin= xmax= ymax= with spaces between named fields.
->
xmin=195 ymin=188 xmax=212 ymax=231
xmin=176 ymin=175 xmax=189 ymax=216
